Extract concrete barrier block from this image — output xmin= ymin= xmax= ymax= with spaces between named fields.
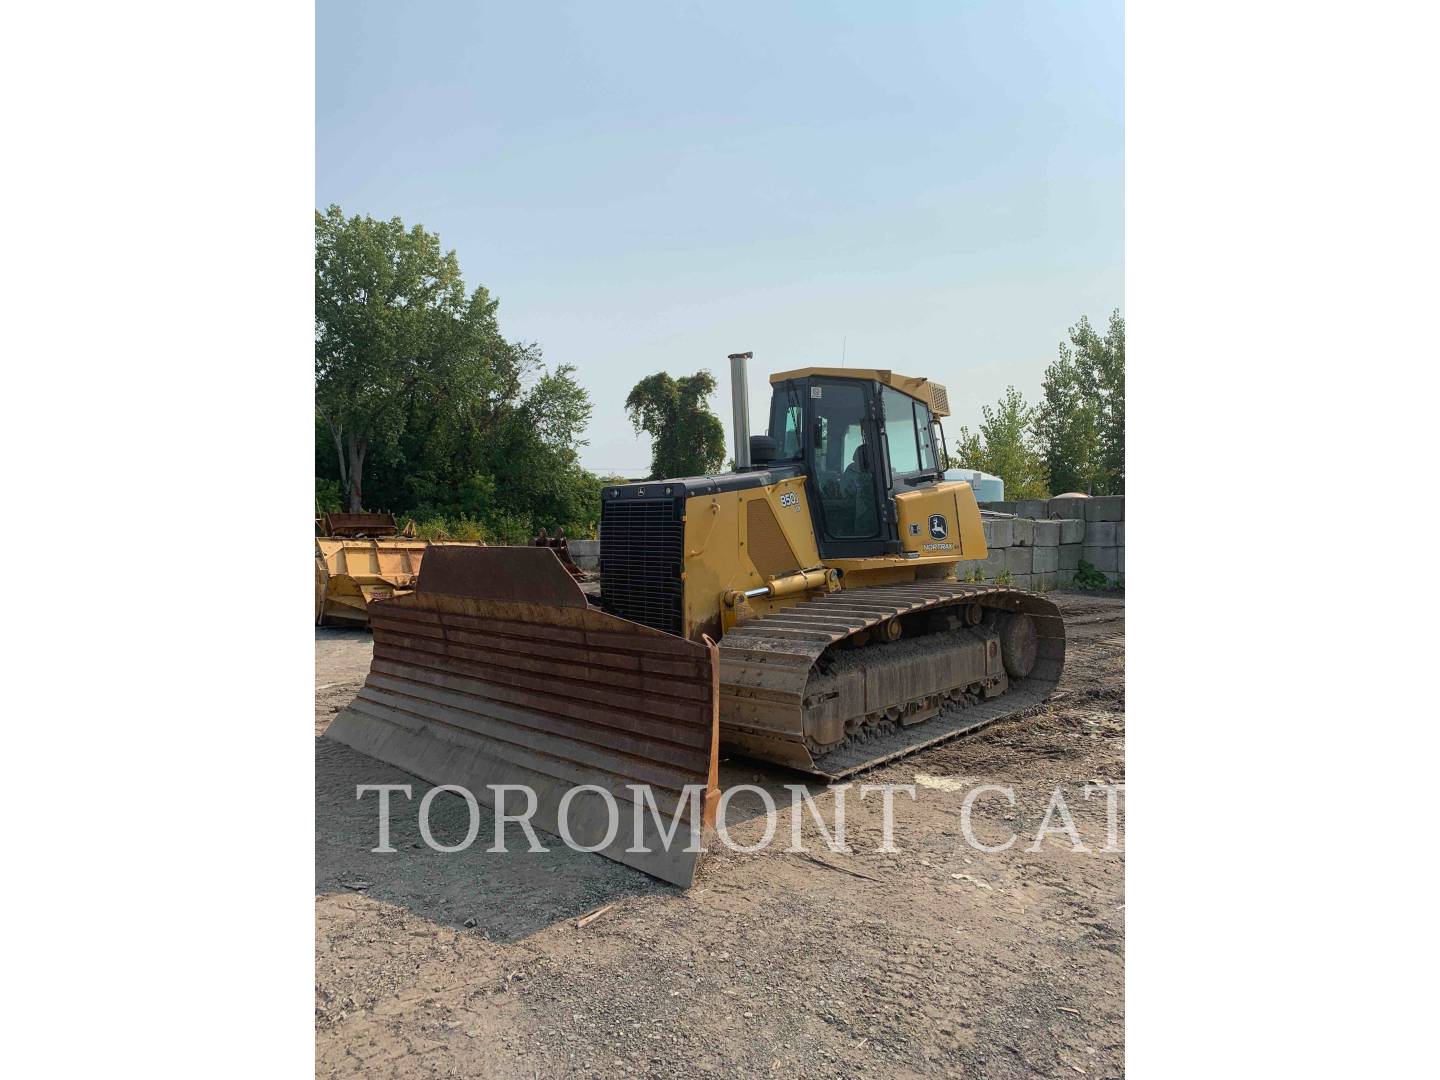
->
xmin=1059 ymin=543 xmax=1082 ymax=570
xmin=1035 ymin=571 xmax=1058 ymax=592
xmin=1048 ymin=497 xmax=1088 ymax=520
xmin=1008 ymin=573 xmax=1033 ymax=591
xmin=1082 ymin=546 xmax=1119 ymax=572
xmin=1085 ymin=495 xmax=1124 ymax=521
xmin=983 ymin=517 xmax=1013 ymax=548
xmin=1015 ymin=498 xmax=1047 ymax=520
xmin=563 ymin=539 xmax=600 ymax=572
xmin=983 ymin=547 xmax=1007 ymax=578
xmin=1004 ymin=546 xmax=1032 ymax=575
xmin=1032 ymin=546 xmax=1059 ymax=573
xmin=980 ymin=501 xmax=1017 ymax=515
xmin=1011 ymin=519 xmax=1033 ymax=546
xmin=1118 ymin=546 xmax=1125 ymax=575
xmin=1086 ymin=521 xmax=1118 ymax=546
xmin=1032 ymin=520 xmax=1061 ymax=547
xmin=1056 ymin=568 xmax=1075 ymax=587
xmin=1117 ymin=522 xmax=1125 ymax=546
xmin=1058 ymin=518 xmax=1085 ymax=544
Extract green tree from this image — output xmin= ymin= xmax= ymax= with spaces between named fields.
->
xmin=952 ymin=427 xmax=983 ymax=473
xmin=315 ymin=206 xmax=495 ymax=511
xmin=315 ymin=205 xmax=601 ymax=537
xmin=1033 ymin=343 xmax=1101 ymax=495
xmin=624 ymin=371 xmax=727 ymax=479
xmin=1091 ymin=310 xmax=1125 ymax=491
xmin=1034 ymin=310 xmax=1124 ymax=494
xmin=953 ymin=386 xmax=1048 ymax=499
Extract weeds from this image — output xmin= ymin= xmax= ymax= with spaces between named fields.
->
xmin=1073 ymin=559 xmax=1111 ymax=590
xmin=401 ymin=515 xmax=487 ymax=542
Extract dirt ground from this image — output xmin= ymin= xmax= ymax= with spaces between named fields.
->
xmin=315 ymin=591 xmax=1125 ymax=1078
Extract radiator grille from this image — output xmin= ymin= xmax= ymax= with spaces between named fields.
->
xmin=600 ymin=497 xmax=686 ymax=636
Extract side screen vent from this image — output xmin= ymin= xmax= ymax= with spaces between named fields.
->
xmin=746 ymin=499 xmax=800 ymax=580
xmin=600 ymin=497 xmax=686 ymax=636
xmin=928 ymin=382 xmax=951 ymax=417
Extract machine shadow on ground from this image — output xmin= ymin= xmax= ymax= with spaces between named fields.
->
xmin=315 ymin=626 xmax=370 ymax=644
xmin=314 ymin=736 xmax=823 ymax=944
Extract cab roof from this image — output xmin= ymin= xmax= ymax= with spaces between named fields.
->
xmin=767 ymin=367 xmax=951 ymax=417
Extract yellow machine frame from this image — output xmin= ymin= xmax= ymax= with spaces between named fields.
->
xmin=323 ymin=364 xmax=1066 ymax=889
xmin=675 ymin=369 xmax=986 ymax=637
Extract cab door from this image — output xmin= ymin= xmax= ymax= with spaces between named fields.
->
xmin=803 ymin=377 xmax=895 ymax=558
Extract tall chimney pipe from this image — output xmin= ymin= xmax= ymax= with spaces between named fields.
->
xmin=728 ymin=351 xmax=752 ymax=470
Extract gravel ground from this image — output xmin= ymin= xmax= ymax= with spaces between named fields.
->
xmin=316 ymin=591 xmax=1125 ymax=1078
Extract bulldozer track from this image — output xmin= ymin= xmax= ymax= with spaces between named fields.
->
xmin=718 ymin=581 xmax=1065 ymax=780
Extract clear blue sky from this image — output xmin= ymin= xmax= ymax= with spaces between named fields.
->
xmin=317 ymin=0 xmax=1123 ymax=476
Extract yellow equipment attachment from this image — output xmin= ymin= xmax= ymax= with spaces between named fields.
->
xmin=315 ymin=537 xmax=431 ymax=625
xmin=314 ymin=508 xmax=491 ymax=625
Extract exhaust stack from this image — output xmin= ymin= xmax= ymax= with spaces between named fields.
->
xmin=728 ymin=351 xmax=752 ymax=470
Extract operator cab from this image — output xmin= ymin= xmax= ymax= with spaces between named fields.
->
xmin=759 ymin=369 xmax=951 ymax=559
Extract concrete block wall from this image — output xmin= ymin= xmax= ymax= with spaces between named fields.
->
xmin=958 ymin=496 xmax=1124 ymax=591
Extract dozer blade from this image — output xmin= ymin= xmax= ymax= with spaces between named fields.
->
xmin=324 ymin=546 xmax=719 ymax=887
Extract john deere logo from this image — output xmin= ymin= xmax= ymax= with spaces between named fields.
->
xmin=928 ymin=514 xmax=948 ymax=540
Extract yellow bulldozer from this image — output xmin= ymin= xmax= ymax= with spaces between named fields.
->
xmin=325 ymin=357 xmax=1064 ymax=884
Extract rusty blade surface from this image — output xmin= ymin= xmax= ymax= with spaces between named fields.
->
xmin=416 ymin=545 xmax=591 ymax=607
xmin=325 ymin=545 xmax=719 ymax=886
xmin=323 ymin=512 xmax=399 ymax=538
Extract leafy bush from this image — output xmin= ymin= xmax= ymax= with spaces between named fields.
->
xmin=482 ymin=511 xmax=538 ymax=546
xmin=315 ymin=478 xmax=342 ymax=514
xmin=1073 ymin=559 xmax=1110 ymax=590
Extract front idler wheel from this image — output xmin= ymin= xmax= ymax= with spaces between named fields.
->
xmin=997 ymin=612 xmax=1039 ymax=679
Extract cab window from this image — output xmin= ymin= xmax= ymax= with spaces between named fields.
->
xmin=883 ymin=387 xmax=923 ymax=480
xmin=767 ymin=381 xmax=804 ymax=459
xmin=812 ymin=381 xmax=879 ymax=539
xmin=915 ymin=400 xmax=937 ymax=470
